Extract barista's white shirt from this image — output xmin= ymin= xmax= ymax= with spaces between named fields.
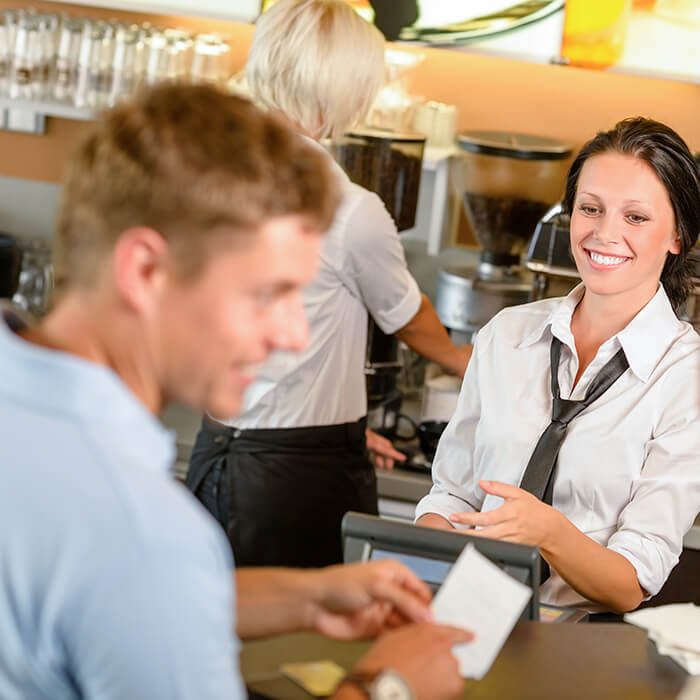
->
xmin=416 ymin=284 xmax=700 ymax=608
xmin=228 ymin=138 xmax=421 ymax=429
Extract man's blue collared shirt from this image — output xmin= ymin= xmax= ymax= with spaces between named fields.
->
xmin=0 ymin=312 xmax=243 ymax=699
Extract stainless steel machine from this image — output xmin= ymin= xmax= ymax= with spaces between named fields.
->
xmin=525 ymin=202 xmax=580 ymax=301
xmin=436 ymin=131 xmax=573 ymax=342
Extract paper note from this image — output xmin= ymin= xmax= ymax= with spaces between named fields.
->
xmin=624 ymin=604 xmax=700 ymax=655
xmin=625 ymin=604 xmax=700 ymax=675
xmin=280 ymin=660 xmax=347 ymax=697
xmin=431 ymin=544 xmax=532 ymax=679
xmin=677 ymin=676 xmax=700 ymax=700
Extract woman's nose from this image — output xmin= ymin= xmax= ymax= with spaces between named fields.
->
xmin=593 ymin=215 xmax=620 ymax=245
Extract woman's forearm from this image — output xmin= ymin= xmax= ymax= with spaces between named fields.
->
xmin=543 ymin=515 xmax=645 ymax=613
xmin=394 ymin=294 xmax=471 ymax=377
xmin=416 ymin=512 xmax=455 ymax=531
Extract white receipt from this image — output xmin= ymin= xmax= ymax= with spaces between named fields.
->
xmin=431 ymin=544 xmax=532 ymax=679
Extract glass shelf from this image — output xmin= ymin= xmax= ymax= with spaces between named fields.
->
xmin=43 ymin=0 xmax=261 ymax=23
xmin=0 ymin=97 xmax=96 ymax=121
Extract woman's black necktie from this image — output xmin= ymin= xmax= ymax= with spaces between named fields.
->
xmin=519 ymin=335 xmax=629 ymax=581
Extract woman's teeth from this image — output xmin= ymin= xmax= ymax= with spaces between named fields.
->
xmin=588 ymin=250 xmax=629 ymax=266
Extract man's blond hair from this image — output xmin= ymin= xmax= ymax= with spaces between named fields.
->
xmin=54 ymin=83 xmax=339 ymax=293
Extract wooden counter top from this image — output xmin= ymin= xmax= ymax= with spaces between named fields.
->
xmin=240 ymin=622 xmax=690 ymax=700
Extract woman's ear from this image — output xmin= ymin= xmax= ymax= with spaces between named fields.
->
xmin=669 ymin=231 xmax=681 ymax=255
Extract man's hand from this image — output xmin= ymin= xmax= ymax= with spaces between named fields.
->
xmin=306 ymin=560 xmax=432 ymax=640
xmin=366 ymin=429 xmax=406 ymax=470
xmin=340 ymin=623 xmax=473 ymax=700
xmin=448 ymin=480 xmax=562 ymax=549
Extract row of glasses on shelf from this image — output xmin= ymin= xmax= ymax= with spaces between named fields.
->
xmin=0 ymin=9 xmax=232 ymax=110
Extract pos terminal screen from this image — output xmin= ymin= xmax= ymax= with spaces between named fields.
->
xmin=368 ymin=548 xmax=452 ymax=590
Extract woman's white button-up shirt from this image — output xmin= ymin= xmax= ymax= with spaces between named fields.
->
xmin=416 ymin=284 xmax=700 ymax=608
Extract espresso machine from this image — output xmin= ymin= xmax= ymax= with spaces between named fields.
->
xmin=436 ymin=131 xmax=573 ymax=342
xmin=332 ymin=127 xmax=427 ymax=437
xmin=525 ymin=202 xmax=581 ymax=300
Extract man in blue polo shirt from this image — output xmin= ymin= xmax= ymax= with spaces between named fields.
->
xmin=0 ymin=84 xmax=470 ymax=700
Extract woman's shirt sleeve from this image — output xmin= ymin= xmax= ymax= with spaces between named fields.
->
xmin=605 ymin=357 xmax=700 ymax=597
xmin=415 ymin=329 xmax=489 ymax=522
xmin=335 ymin=189 xmax=421 ymax=335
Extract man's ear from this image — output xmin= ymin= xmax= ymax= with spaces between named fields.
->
xmin=112 ymin=227 xmax=170 ymax=314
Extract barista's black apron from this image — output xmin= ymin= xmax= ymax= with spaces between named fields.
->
xmin=185 ymin=415 xmax=378 ymax=568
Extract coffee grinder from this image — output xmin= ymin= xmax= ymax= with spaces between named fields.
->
xmin=331 ymin=127 xmax=426 ymax=437
xmin=436 ymin=131 xmax=573 ymax=342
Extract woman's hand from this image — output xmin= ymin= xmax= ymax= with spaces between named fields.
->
xmin=448 ymin=480 xmax=563 ymax=551
xmin=448 ymin=481 xmax=646 ymax=612
xmin=366 ymin=429 xmax=406 ymax=470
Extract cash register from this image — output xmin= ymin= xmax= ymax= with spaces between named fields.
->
xmin=342 ymin=512 xmax=540 ymax=621
xmin=342 ymin=512 xmax=589 ymax=623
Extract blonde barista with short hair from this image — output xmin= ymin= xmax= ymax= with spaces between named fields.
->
xmin=186 ymin=0 xmax=471 ymax=568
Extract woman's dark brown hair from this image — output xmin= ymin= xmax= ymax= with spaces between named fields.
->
xmin=563 ymin=117 xmax=700 ymax=313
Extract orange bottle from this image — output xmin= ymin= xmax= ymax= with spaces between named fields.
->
xmin=561 ymin=0 xmax=633 ymax=68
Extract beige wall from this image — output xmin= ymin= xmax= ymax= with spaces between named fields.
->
xmin=406 ymin=45 xmax=700 ymax=153
xmin=1 ymin=3 xmax=699 ymax=183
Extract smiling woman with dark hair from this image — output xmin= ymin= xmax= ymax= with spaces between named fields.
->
xmin=417 ymin=117 xmax=700 ymax=614
xmin=563 ymin=117 xmax=700 ymax=313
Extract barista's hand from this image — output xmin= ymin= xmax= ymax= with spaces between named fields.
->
xmin=342 ymin=623 xmax=472 ymax=700
xmin=448 ymin=480 xmax=563 ymax=550
xmin=366 ymin=429 xmax=406 ymax=470
xmin=307 ymin=560 xmax=432 ymax=641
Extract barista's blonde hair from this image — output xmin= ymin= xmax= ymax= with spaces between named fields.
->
xmin=54 ymin=83 xmax=338 ymax=294
xmin=246 ymin=0 xmax=385 ymax=139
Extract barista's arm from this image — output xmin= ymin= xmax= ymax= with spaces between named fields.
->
xmin=394 ymin=294 xmax=471 ymax=378
xmin=416 ymin=512 xmax=455 ymax=530
xmin=450 ymin=481 xmax=646 ymax=613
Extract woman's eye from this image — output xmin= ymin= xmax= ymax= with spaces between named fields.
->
xmin=627 ymin=214 xmax=648 ymax=224
xmin=579 ymin=205 xmax=599 ymax=216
